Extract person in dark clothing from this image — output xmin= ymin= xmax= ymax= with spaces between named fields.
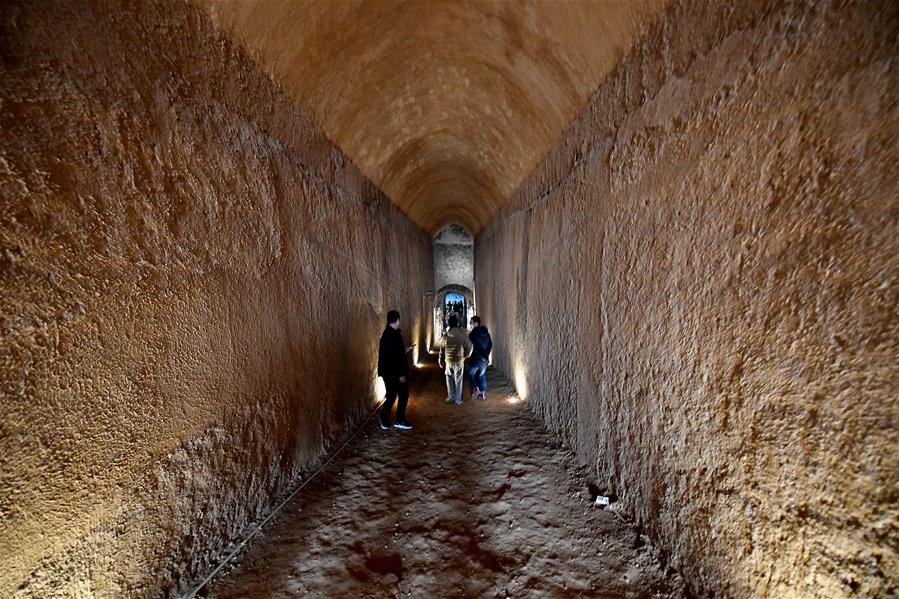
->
xmin=378 ymin=310 xmax=414 ymax=430
xmin=466 ymin=316 xmax=493 ymax=400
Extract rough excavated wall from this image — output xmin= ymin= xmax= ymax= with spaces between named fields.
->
xmin=0 ymin=1 xmax=431 ymax=596
xmin=476 ymin=1 xmax=898 ymax=597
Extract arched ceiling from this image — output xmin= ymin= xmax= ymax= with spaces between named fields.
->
xmin=194 ymin=0 xmax=668 ymax=234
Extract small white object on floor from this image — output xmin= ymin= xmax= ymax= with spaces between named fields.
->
xmin=594 ymin=495 xmax=611 ymax=507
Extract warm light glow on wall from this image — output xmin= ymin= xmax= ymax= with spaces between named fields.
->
xmin=374 ymin=377 xmax=386 ymax=403
xmin=412 ymin=316 xmax=421 ymax=365
xmin=513 ymin=361 xmax=528 ymax=400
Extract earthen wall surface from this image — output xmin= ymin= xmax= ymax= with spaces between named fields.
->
xmin=476 ymin=1 xmax=898 ymax=596
xmin=0 ymin=1 xmax=431 ymax=596
xmin=434 ymin=224 xmax=475 ymax=294
xmin=193 ymin=0 xmax=670 ymax=234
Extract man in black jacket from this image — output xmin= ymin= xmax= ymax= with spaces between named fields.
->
xmin=466 ymin=316 xmax=493 ymax=400
xmin=378 ymin=310 xmax=414 ymax=430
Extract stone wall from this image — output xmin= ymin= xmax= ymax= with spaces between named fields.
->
xmin=475 ymin=1 xmax=898 ymax=596
xmin=0 ymin=1 xmax=431 ymax=596
xmin=434 ymin=224 xmax=475 ymax=294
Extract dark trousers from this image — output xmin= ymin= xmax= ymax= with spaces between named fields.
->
xmin=380 ymin=376 xmax=409 ymax=424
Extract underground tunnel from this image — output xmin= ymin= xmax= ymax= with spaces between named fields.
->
xmin=0 ymin=0 xmax=896 ymax=597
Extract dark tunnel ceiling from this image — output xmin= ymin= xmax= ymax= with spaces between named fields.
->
xmin=195 ymin=0 xmax=669 ymax=234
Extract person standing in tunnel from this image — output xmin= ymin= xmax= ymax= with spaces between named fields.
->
xmin=467 ymin=316 xmax=492 ymax=400
xmin=378 ymin=310 xmax=414 ymax=431
xmin=439 ymin=315 xmax=473 ymax=405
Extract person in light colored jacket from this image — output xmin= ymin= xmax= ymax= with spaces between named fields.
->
xmin=439 ymin=315 xmax=473 ymax=405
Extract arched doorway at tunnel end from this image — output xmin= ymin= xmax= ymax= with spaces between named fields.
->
xmin=433 ymin=284 xmax=475 ymax=349
xmin=432 ymin=223 xmax=476 ymax=352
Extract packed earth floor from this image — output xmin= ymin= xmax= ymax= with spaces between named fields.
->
xmin=203 ymin=362 xmax=686 ymax=598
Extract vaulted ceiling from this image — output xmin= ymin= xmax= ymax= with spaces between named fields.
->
xmin=195 ymin=0 xmax=667 ymax=234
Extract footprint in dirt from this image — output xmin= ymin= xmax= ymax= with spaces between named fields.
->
xmin=365 ymin=552 xmax=404 ymax=581
xmin=508 ymin=467 xmax=527 ymax=478
xmin=347 ymin=541 xmax=404 ymax=583
xmin=492 ymin=481 xmax=511 ymax=500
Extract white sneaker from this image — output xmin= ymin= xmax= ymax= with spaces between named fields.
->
xmin=470 ymin=388 xmax=481 ymax=400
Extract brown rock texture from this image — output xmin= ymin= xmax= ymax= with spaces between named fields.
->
xmin=204 ymin=365 xmax=686 ymax=598
xmin=192 ymin=0 xmax=669 ymax=233
xmin=475 ymin=1 xmax=898 ymax=597
xmin=0 ymin=1 xmax=431 ymax=596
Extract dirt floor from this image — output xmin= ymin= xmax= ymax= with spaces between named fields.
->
xmin=202 ymin=362 xmax=685 ymax=598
